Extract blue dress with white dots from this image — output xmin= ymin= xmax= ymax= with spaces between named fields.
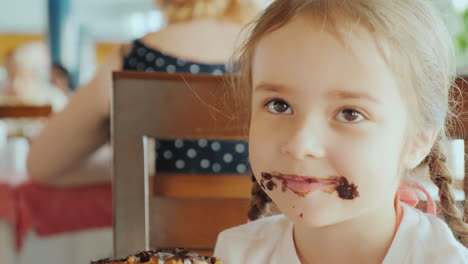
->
xmin=122 ymin=39 xmax=249 ymax=174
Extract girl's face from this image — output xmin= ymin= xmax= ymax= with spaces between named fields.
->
xmin=249 ymin=15 xmax=410 ymax=227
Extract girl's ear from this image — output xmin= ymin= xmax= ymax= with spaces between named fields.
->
xmin=404 ymin=128 xmax=439 ymax=169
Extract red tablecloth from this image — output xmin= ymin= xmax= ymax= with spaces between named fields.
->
xmin=0 ymin=182 xmax=112 ymax=250
xmin=0 ymin=185 xmax=15 ymax=224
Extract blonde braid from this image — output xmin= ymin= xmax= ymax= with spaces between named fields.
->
xmin=424 ymin=143 xmax=468 ymax=246
xmin=247 ymin=174 xmax=274 ymax=220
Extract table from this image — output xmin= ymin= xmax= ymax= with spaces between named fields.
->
xmin=0 ymin=182 xmax=114 ymax=263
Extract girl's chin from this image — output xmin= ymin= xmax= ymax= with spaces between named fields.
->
xmin=289 ymin=211 xmax=343 ymax=228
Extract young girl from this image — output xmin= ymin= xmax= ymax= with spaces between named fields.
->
xmin=214 ymin=0 xmax=468 ymax=263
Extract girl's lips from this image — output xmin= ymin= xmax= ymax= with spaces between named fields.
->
xmin=260 ymin=172 xmax=360 ymax=199
xmin=274 ymin=174 xmax=338 ymax=193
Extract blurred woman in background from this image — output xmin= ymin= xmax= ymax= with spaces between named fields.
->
xmin=27 ymin=0 xmax=266 ymax=185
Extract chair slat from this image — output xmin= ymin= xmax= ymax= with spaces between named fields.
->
xmin=153 ymin=173 xmax=251 ymax=198
xmin=149 ymin=197 xmax=250 ymax=249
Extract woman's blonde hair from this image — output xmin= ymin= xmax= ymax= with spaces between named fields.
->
xmin=156 ymin=0 xmax=265 ymax=24
xmin=235 ymin=0 xmax=468 ymax=246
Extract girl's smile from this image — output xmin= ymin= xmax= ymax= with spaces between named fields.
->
xmin=260 ymin=172 xmax=359 ymax=199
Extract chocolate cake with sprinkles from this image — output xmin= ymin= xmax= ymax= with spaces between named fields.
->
xmin=91 ymin=248 xmax=222 ymax=264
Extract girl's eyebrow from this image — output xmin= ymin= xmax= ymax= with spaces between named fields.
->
xmin=326 ymin=90 xmax=380 ymax=104
xmin=254 ymin=82 xmax=379 ymax=104
xmin=254 ymin=83 xmax=288 ymax=93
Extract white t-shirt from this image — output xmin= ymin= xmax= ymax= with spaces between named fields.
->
xmin=214 ymin=203 xmax=468 ymax=263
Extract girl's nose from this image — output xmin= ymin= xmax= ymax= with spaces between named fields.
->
xmin=279 ymin=120 xmax=326 ymax=160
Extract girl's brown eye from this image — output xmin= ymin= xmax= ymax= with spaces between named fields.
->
xmin=266 ymin=99 xmax=292 ymax=114
xmin=336 ymin=108 xmax=364 ymax=122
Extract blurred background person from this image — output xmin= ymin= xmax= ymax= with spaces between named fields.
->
xmin=0 ymin=42 xmax=68 ymax=111
xmin=27 ymin=0 xmax=267 ymax=185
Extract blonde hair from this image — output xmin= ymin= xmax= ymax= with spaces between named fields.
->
xmin=236 ymin=0 xmax=468 ymax=246
xmin=156 ymin=0 xmax=265 ymax=24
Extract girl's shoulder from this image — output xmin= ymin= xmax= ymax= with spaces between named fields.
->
xmin=416 ymin=208 xmax=468 ymax=263
xmin=217 ymin=214 xmax=290 ymax=241
xmin=214 ymin=214 xmax=297 ymax=264
xmin=387 ymin=204 xmax=468 ymax=263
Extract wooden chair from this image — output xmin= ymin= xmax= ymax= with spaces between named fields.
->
xmin=111 ymin=71 xmax=251 ymax=258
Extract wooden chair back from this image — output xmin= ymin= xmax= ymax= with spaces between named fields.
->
xmin=112 ymin=71 xmax=251 ymax=258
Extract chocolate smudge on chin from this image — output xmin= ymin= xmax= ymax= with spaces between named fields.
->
xmin=334 ymin=176 xmax=359 ymax=199
xmin=261 ymin=172 xmax=273 ymax=180
xmin=266 ymin=180 xmax=277 ymax=191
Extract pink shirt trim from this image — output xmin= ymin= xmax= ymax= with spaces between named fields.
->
xmin=394 ymin=184 xmax=436 ymax=234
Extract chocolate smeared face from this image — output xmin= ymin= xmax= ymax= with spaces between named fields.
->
xmin=260 ymin=172 xmax=359 ymax=200
xmin=248 ymin=15 xmax=412 ymax=227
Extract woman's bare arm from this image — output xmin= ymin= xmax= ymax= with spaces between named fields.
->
xmin=34 ymin=144 xmax=113 ymax=186
xmin=27 ymin=48 xmax=122 ymax=183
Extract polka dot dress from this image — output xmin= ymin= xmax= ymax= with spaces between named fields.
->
xmin=156 ymin=139 xmax=249 ymax=174
xmin=123 ymin=39 xmax=249 ymax=174
xmin=123 ymin=39 xmax=232 ymax=75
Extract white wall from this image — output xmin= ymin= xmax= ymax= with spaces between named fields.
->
xmin=0 ymin=0 xmax=163 ymax=42
xmin=0 ymin=0 xmax=461 ymax=42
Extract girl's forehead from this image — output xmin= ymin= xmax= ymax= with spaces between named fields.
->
xmin=251 ymin=15 xmax=402 ymax=99
xmin=254 ymin=14 xmax=381 ymax=66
